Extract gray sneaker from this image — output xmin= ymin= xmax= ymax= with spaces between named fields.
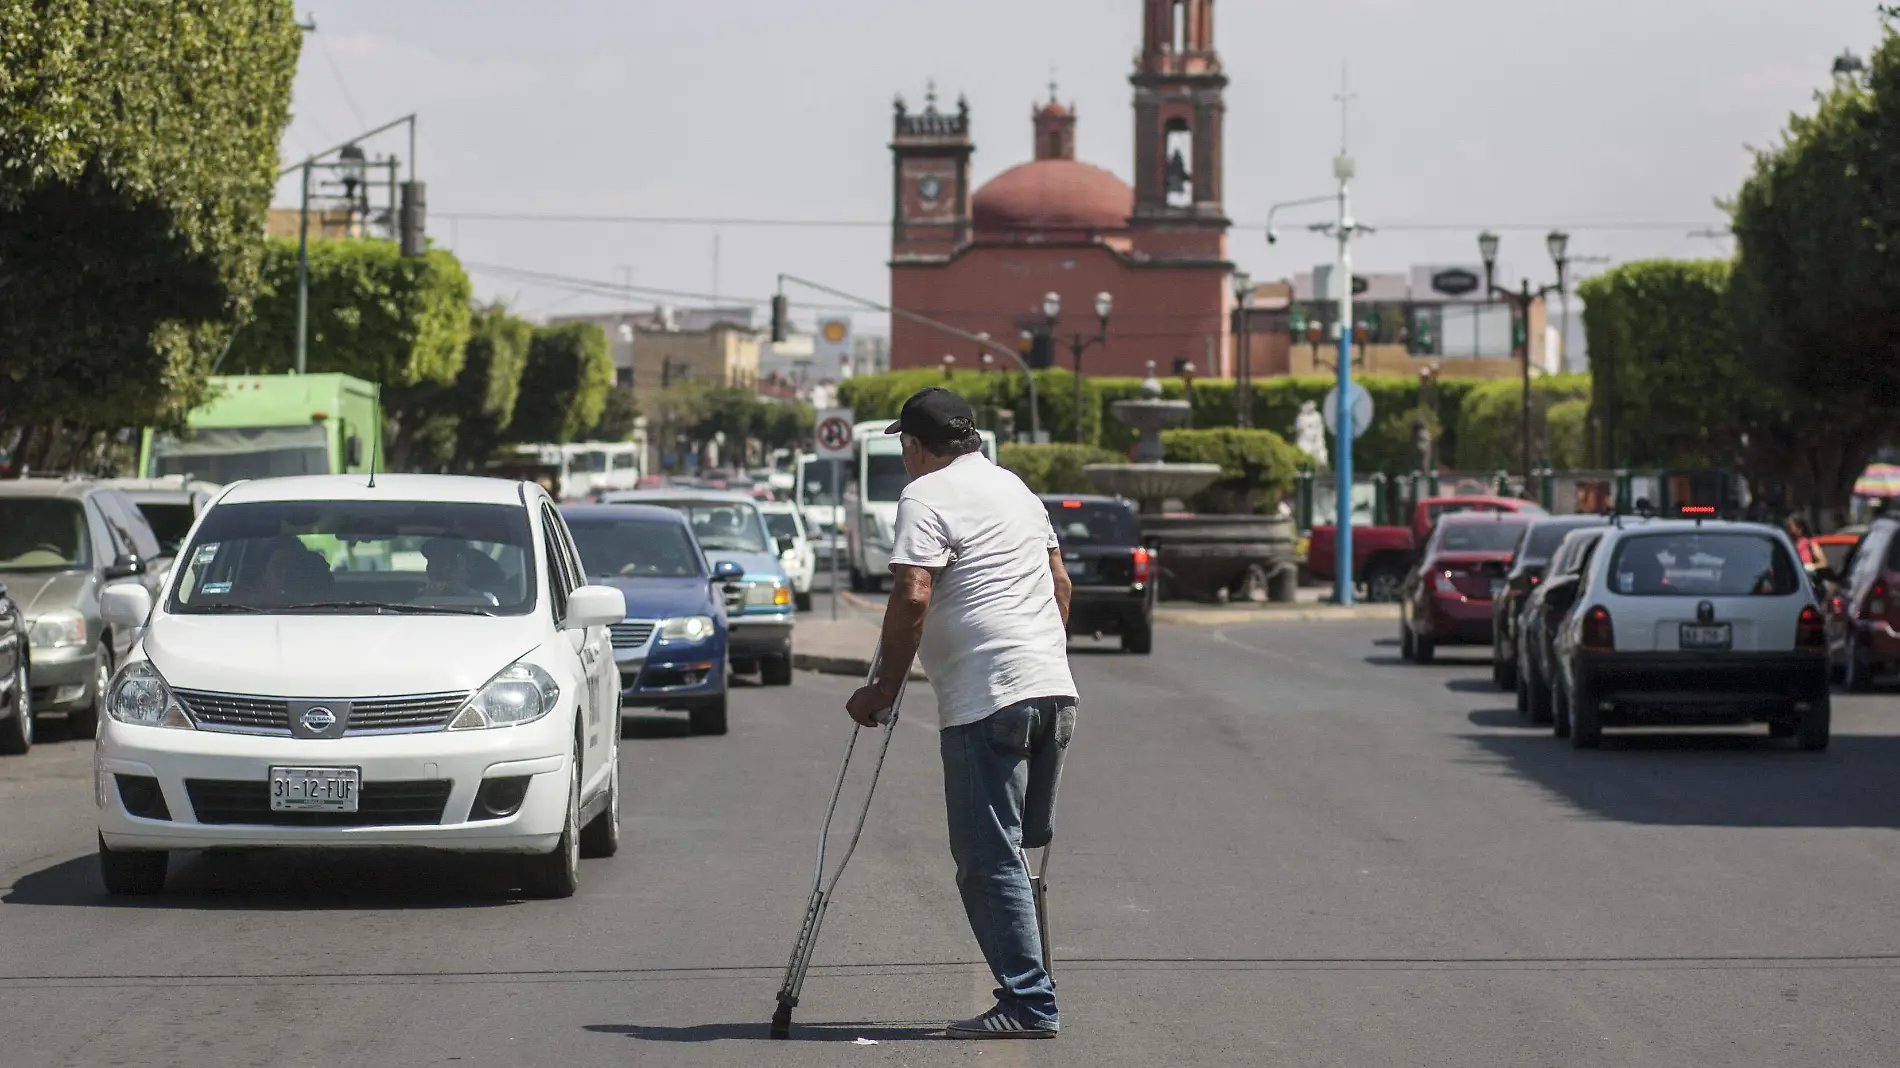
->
xmin=945 ymin=1006 xmax=1058 ymax=1039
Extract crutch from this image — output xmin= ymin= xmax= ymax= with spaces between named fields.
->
xmin=1027 ymin=845 xmax=1055 ymax=985
xmin=770 ymin=645 xmax=907 ymax=1040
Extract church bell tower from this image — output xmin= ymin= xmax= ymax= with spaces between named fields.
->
xmin=1130 ymin=0 xmax=1229 ymax=259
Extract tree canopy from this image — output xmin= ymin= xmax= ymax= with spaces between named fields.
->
xmin=508 ymin=322 xmax=615 ymax=445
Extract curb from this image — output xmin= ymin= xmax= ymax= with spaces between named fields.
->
xmin=792 ymin=651 xmax=928 ymax=681
xmin=1153 ymin=604 xmax=1399 ymax=625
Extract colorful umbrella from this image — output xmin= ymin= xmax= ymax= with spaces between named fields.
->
xmin=1853 ymin=463 xmax=1900 ymax=498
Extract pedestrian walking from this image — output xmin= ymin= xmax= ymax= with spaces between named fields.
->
xmin=844 ymin=387 xmax=1076 ymax=1040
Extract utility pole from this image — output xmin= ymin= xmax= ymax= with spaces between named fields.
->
xmin=1329 ymin=67 xmax=1363 ymax=606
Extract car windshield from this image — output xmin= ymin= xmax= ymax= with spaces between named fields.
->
xmin=149 ymin=425 xmax=330 ymax=483
xmin=1044 ymin=500 xmax=1140 ymax=547
xmin=645 ymin=501 xmax=769 ymax=553
xmin=169 ymin=500 xmax=536 ymax=615
xmin=565 ymin=517 xmax=703 ymax=579
xmin=1609 ymin=531 xmax=1799 ymax=597
xmin=0 ymin=498 xmax=90 ymax=572
xmin=763 ymin=512 xmax=801 ymax=541
xmin=1438 ymin=522 xmax=1528 ymax=553
xmin=798 ymin=460 xmax=845 ymax=507
xmin=134 ymin=501 xmax=197 ymax=555
xmin=865 ymin=453 xmax=908 ymax=502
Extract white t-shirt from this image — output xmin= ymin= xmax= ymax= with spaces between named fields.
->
xmin=888 ymin=452 xmax=1077 ymax=730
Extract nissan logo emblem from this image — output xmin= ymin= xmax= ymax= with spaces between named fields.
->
xmin=301 ymin=706 xmax=338 ymax=732
xmin=1697 ymin=601 xmax=1715 ymax=624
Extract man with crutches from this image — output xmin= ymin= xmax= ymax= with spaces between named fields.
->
xmin=845 ymin=387 xmax=1077 ymax=1040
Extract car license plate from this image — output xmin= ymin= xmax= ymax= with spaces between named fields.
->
xmin=269 ymin=766 xmax=360 ymax=812
xmin=1679 ymin=623 xmax=1732 ymax=651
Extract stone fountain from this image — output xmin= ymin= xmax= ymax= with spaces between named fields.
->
xmin=1083 ymin=362 xmax=1298 ymax=603
xmin=1083 ymin=363 xmax=1220 ymax=513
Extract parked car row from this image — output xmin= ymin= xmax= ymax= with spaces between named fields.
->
xmin=1399 ymin=509 xmax=1834 ymax=751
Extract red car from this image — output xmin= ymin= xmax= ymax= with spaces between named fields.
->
xmin=1825 ymin=518 xmax=1900 ymax=689
xmin=1399 ymin=511 xmax=1534 ymax=664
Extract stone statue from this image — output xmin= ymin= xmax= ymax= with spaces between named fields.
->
xmin=1293 ymin=400 xmax=1328 ymax=469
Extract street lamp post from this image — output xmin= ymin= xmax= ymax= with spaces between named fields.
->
xmin=1047 ymin=291 xmax=1114 ymax=443
xmin=1478 ymin=230 xmax=1567 ymax=489
xmin=940 ymin=353 xmax=956 ymax=380
xmin=1546 ymin=230 xmax=1571 ymax=373
xmin=1232 ymin=271 xmax=1254 ymax=428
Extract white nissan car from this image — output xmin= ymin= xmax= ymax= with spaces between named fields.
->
xmin=93 ymin=475 xmax=627 ymax=898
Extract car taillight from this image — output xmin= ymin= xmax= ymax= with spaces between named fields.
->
xmin=1581 ymin=606 xmax=1614 ymax=652
xmin=1868 ymin=578 xmax=1889 ymax=618
xmin=1797 ymin=605 xmax=1826 ymax=651
xmin=1529 ymin=574 xmax=1540 ymax=586
xmin=1132 ymin=546 xmax=1153 ymax=585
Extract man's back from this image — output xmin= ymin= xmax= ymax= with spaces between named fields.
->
xmin=889 ymin=453 xmax=1074 ymax=730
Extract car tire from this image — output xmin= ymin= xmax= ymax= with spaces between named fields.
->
xmin=0 ymin=658 xmax=32 ymax=756
xmin=1525 ymin=658 xmax=1552 ymax=725
xmin=848 ymin=567 xmax=868 ymax=593
xmin=98 ymin=833 xmax=167 ymax=896
xmin=761 ymin=654 xmax=793 ymax=687
xmin=578 ymin=748 xmax=620 ymax=859
xmin=1493 ymin=647 xmax=1517 ymax=692
xmin=1568 ymin=675 xmax=1602 ymax=749
xmin=1413 ymin=635 xmax=1436 ymax=665
xmin=1399 ymin=620 xmax=1416 ymax=662
xmin=1363 ymin=565 xmax=1406 ymax=604
xmin=1121 ymin=621 xmax=1154 ymax=655
xmin=1796 ymin=696 xmax=1831 ymax=752
xmin=67 ymin=648 xmax=110 ymax=741
xmin=688 ymin=695 xmax=730 ymax=735
xmin=519 ymin=748 xmax=582 ymax=899
xmin=1768 ymin=720 xmax=1796 ymax=739
xmin=1845 ymin=633 xmax=1874 ymax=693
xmin=795 ymin=591 xmax=813 ymax=613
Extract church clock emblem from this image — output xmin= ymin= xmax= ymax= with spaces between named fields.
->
xmin=917 ymin=173 xmax=944 ymax=205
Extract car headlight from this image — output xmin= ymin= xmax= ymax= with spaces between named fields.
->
xmin=29 ymin=610 xmax=86 ymax=650
xmin=108 ymin=661 xmax=195 ymax=729
xmin=745 ymin=581 xmax=791 ymax=607
xmin=448 ymin=662 xmax=560 ymax=730
xmin=660 ymin=615 xmax=715 ymax=642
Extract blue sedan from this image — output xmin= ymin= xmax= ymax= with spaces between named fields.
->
xmin=563 ymin=504 xmax=732 ymax=735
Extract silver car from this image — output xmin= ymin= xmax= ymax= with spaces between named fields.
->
xmin=0 ymin=480 xmax=165 ymax=738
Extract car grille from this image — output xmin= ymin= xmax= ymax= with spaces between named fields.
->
xmin=610 ymin=621 xmax=657 ymax=650
xmin=720 ymin=581 xmax=745 ymax=615
xmin=184 ymin=779 xmax=453 ymax=826
xmin=174 ymin=690 xmax=470 ymax=735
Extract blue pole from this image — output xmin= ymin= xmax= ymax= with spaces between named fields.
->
xmin=1335 ymin=322 xmax=1354 ymax=605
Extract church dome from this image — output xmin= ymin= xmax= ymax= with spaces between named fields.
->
xmin=972 ymin=159 xmax=1133 ymax=235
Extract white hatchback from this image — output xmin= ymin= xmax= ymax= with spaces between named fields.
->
xmin=1548 ymin=518 xmax=1829 ymax=750
xmin=94 ymin=475 xmax=627 ymax=897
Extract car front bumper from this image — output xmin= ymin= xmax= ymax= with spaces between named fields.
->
xmin=618 ymin=642 xmax=726 ymax=710
xmin=728 ymin=616 xmax=793 ymax=659
xmin=28 ymin=644 xmax=99 ymax=711
xmin=96 ymin=714 xmax=574 ymax=853
xmin=1575 ymin=651 xmax=1829 ymax=722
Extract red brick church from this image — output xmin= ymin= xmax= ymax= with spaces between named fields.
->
xmin=889 ymin=0 xmax=1236 ymax=379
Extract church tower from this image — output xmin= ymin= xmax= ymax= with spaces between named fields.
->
xmin=890 ymin=82 xmax=974 ymax=264
xmin=1130 ymin=0 xmax=1228 ymax=260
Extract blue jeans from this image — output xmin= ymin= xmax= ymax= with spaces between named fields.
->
xmin=940 ymin=695 xmax=1076 ymax=1029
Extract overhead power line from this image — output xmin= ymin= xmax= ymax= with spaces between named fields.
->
xmin=436 ymin=210 xmax=1723 ymax=234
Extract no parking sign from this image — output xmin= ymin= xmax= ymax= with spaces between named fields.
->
xmin=814 ymin=407 xmax=855 ymax=459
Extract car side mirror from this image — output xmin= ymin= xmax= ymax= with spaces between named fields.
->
xmin=1545 ymin=579 xmax=1579 ymax=610
xmin=106 ymin=553 xmax=146 ymax=580
xmin=564 ymin=585 xmax=627 ymax=630
xmin=712 ymin=560 xmax=745 ymax=580
xmin=101 ymin=584 xmax=154 ymax=629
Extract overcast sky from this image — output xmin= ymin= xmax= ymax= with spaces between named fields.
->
xmin=276 ymin=0 xmax=1880 ymax=335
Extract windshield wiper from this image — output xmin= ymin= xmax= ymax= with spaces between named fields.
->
xmin=183 ymin=603 xmax=267 ymax=614
xmin=288 ymin=600 xmax=497 ymax=617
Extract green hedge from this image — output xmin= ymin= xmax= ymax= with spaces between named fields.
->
xmin=998 ymin=443 xmax=1122 ymax=495
xmin=1158 ymin=428 xmax=1304 ymax=514
xmin=1450 ymin=374 xmax=1594 ymax=472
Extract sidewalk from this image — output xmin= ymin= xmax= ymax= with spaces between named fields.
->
xmin=792 ymin=609 xmax=927 ymax=680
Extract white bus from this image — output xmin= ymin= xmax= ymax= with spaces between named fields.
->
xmin=845 ymin=420 xmax=997 ymax=592
xmin=513 ymin=439 xmax=647 ymax=501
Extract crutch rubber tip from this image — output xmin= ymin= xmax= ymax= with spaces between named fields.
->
xmin=770 ymin=1004 xmax=793 ymax=1039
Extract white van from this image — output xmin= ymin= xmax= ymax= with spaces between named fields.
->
xmin=844 ymin=421 xmax=997 ymax=592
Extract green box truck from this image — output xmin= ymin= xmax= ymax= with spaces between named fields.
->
xmin=138 ymin=373 xmax=382 ymax=483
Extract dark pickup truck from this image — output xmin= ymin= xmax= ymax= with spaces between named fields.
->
xmin=1308 ymin=495 xmax=1546 ymax=602
xmin=1043 ymin=495 xmax=1155 ymax=654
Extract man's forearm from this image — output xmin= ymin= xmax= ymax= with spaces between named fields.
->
xmin=875 ymin=573 xmax=930 ymax=696
xmin=1050 ymin=553 xmax=1072 ymax=629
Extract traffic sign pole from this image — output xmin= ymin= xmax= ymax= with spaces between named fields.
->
xmin=814 ymin=408 xmax=854 ymax=621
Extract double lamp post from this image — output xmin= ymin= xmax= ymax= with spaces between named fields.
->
xmin=1477 ymin=228 xmax=1569 ymax=486
xmin=1038 ymin=291 xmax=1114 ymax=444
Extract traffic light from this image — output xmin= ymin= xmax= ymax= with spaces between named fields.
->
xmin=398 ymin=181 xmax=426 ymax=257
xmin=770 ymin=295 xmax=789 ymax=343
xmin=1023 ymin=329 xmax=1053 ymax=369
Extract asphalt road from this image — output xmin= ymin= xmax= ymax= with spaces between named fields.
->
xmin=4 ymin=621 xmax=1900 ymax=1066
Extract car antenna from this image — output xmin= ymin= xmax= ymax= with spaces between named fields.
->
xmin=366 ymin=426 xmax=380 ymax=489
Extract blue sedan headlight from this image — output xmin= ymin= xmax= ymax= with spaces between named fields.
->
xmin=660 ymin=615 xmax=715 ymax=642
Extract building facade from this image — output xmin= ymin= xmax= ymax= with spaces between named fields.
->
xmin=889 ymin=0 xmax=1236 ymax=379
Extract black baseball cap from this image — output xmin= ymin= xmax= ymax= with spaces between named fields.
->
xmin=884 ymin=387 xmax=978 ymax=447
